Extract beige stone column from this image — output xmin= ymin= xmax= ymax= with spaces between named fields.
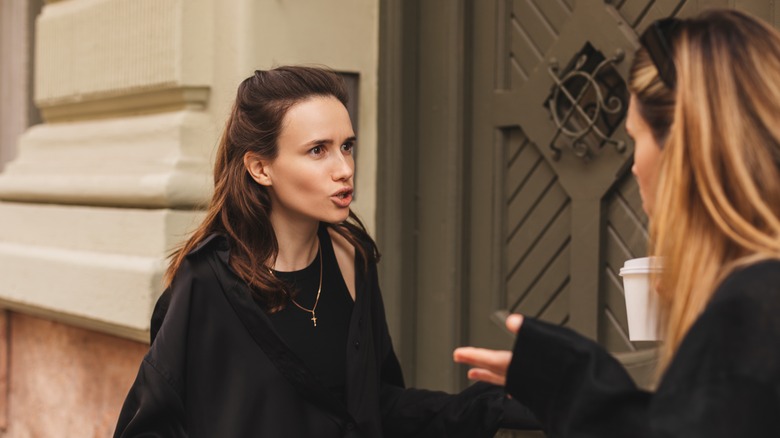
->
xmin=0 ymin=0 xmax=215 ymax=341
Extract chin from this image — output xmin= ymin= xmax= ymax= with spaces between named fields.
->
xmin=323 ymin=211 xmax=351 ymax=224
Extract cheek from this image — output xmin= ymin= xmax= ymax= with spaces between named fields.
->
xmin=633 ymin=139 xmax=654 ymax=181
xmin=285 ymin=172 xmax=320 ymax=196
xmin=632 ymin=138 xmax=662 ymax=212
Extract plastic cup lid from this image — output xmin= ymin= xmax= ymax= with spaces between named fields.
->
xmin=619 ymin=256 xmax=663 ymax=276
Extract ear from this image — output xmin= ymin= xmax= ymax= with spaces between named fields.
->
xmin=243 ymin=152 xmax=273 ymax=186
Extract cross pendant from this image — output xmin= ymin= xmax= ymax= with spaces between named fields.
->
xmin=311 ymin=314 xmax=317 ymax=327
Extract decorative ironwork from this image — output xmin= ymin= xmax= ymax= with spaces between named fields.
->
xmin=545 ymin=43 xmax=628 ymax=161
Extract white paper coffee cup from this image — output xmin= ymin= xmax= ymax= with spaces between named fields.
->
xmin=619 ymin=257 xmax=663 ymax=341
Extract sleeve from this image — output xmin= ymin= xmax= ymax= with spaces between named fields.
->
xmin=506 ymin=311 xmax=780 ymax=438
xmin=506 ymin=318 xmax=652 ymax=438
xmin=113 ymin=358 xmax=187 ymax=438
xmin=113 ymin=260 xmax=197 ymax=438
xmin=366 ymin=263 xmax=540 ymax=437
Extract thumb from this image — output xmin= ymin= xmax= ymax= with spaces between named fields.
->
xmin=506 ymin=314 xmax=524 ymax=334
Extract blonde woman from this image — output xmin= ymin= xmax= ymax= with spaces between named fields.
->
xmin=454 ymin=9 xmax=780 ymax=437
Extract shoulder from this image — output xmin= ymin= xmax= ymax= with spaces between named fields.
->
xmin=671 ymin=259 xmax=780 ymax=381
xmin=328 ymin=227 xmax=356 ymax=263
xmin=173 ymin=233 xmax=232 ymax=284
xmin=709 ymin=259 xmax=780 ymax=311
xmin=156 ymin=234 xmax=233 ymax=327
xmin=719 ymin=258 xmax=780 ymax=288
xmin=703 ymin=259 xmax=780 ymax=344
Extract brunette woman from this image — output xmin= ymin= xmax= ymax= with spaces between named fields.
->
xmin=455 ymin=9 xmax=780 ymax=437
xmin=114 ymin=66 xmax=535 ymax=437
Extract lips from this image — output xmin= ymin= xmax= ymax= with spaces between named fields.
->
xmin=331 ymin=187 xmax=353 ymax=208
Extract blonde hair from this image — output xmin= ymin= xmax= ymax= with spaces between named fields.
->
xmin=632 ymin=10 xmax=780 ymax=371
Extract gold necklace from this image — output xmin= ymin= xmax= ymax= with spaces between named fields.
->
xmin=270 ymin=242 xmax=322 ymax=327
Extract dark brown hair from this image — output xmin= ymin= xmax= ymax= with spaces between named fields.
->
xmin=628 ymin=46 xmax=676 ymax=147
xmin=165 ymin=66 xmax=379 ymax=310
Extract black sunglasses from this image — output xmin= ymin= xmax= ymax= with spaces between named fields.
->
xmin=640 ymin=18 xmax=682 ymax=89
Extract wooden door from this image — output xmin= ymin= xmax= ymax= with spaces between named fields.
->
xmin=376 ymin=0 xmax=779 ymax=420
xmin=466 ymin=0 xmax=779 ymax=358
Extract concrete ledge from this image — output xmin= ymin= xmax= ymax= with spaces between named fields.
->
xmin=0 ymin=202 xmax=203 ymax=256
xmin=40 ymin=86 xmax=210 ymax=123
xmin=0 ymin=110 xmax=215 ymax=208
xmin=0 ymin=202 xmax=204 ymax=341
xmin=0 ymin=241 xmax=162 ymax=338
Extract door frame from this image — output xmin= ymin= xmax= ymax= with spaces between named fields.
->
xmin=377 ymin=0 xmax=471 ymax=391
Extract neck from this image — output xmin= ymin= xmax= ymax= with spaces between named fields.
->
xmin=269 ymin=213 xmax=320 ymax=272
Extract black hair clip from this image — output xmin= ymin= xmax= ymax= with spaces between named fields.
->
xmin=640 ymin=18 xmax=682 ymax=89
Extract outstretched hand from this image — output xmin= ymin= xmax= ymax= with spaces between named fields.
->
xmin=453 ymin=314 xmax=523 ymax=386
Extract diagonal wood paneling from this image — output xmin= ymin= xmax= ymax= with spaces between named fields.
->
xmin=502 ymin=127 xmax=572 ymax=327
xmin=601 ymin=172 xmax=650 ymax=351
xmin=504 ymin=0 xmax=573 ymax=89
xmin=614 ymin=0 xmax=689 ymax=30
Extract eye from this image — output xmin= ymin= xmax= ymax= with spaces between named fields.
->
xmin=341 ymin=141 xmax=355 ymax=154
xmin=309 ymin=145 xmax=325 ymax=156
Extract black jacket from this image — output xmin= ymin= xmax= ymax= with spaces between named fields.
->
xmin=506 ymin=259 xmax=780 ymax=437
xmin=115 ymin=232 xmax=535 ymax=437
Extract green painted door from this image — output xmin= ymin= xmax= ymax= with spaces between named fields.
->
xmin=467 ymin=0 xmax=779 ymax=350
xmin=461 ymin=0 xmax=778 ymax=436
xmin=377 ymin=1 xmax=778 ymax=432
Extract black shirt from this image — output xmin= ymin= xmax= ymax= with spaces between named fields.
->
xmin=268 ymin=225 xmax=355 ymax=402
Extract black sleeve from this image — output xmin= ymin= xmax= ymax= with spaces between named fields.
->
xmin=149 ymin=288 xmax=171 ymax=344
xmin=366 ymin=263 xmax=539 ymax=437
xmin=506 ymin=318 xmax=652 ymax=437
xmin=506 ymin=308 xmax=780 ymax=438
xmin=113 ymin=358 xmax=187 ymax=438
xmin=114 ymin=260 xmax=196 ymax=438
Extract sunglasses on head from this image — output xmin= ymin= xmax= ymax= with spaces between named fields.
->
xmin=640 ymin=17 xmax=682 ymax=89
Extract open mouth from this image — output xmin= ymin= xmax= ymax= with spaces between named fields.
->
xmin=334 ymin=188 xmax=353 ymax=198
xmin=332 ymin=188 xmax=354 ymax=207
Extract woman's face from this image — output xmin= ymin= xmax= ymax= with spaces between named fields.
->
xmin=253 ymin=95 xmax=356 ymax=225
xmin=626 ymin=94 xmax=664 ymax=217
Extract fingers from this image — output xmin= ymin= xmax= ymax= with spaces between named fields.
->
xmin=466 ymin=368 xmax=507 ymax=386
xmin=506 ymin=314 xmax=524 ymax=333
xmin=453 ymin=347 xmax=512 ymax=375
xmin=453 ymin=314 xmax=524 ymax=387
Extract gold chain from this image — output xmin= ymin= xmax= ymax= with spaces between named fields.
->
xmin=269 ymin=242 xmax=322 ymax=327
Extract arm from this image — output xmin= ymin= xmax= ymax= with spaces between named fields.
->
xmin=455 ymin=263 xmax=780 ymax=437
xmin=113 ymin=358 xmax=187 ymax=438
xmin=114 ymin=261 xmax=197 ymax=438
xmin=506 ymin=318 xmax=651 ymax=437
xmin=366 ymin=266 xmax=538 ymax=437
xmin=457 ymin=315 xmax=654 ymax=437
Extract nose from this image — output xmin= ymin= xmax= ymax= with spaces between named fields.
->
xmin=331 ymin=152 xmax=354 ymax=181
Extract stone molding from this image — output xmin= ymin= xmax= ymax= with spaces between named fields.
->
xmin=0 ymin=110 xmax=214 ymax=207
xmin=0 ymin=202 xmax=203 ymax=341
xmin=40 ymin=85 xmax=210 ymax=122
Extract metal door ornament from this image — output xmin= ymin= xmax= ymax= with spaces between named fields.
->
xmin=546 ymin=43 xmax=628 ymax=161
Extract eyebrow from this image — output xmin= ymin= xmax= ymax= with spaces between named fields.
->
xmin=304 ymin=136 xmax=357 ymax=147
